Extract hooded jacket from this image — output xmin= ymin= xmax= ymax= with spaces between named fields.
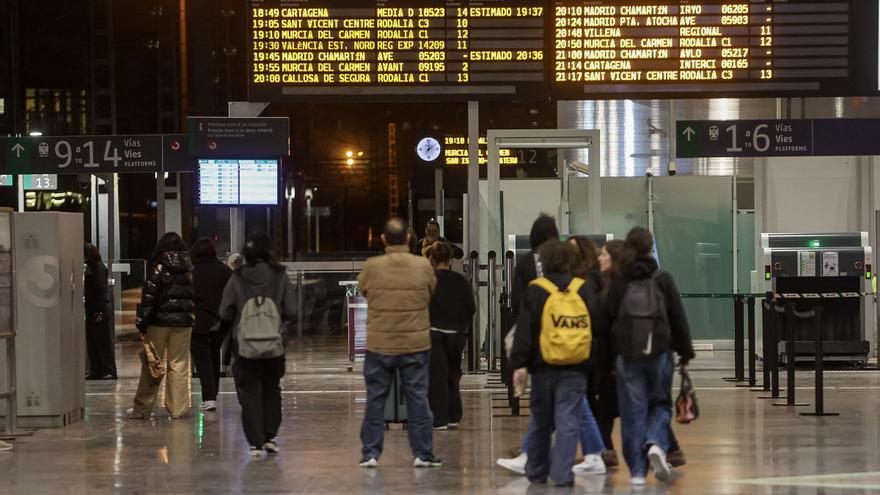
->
xmin=136 ymin=250 xmax=195 ymax=331
xmin=509 ymin=272 xmax=610 ymax=374
xmin=191 ymin=257 xmax=233 ymax=334
xmin=357 ymin=244 xmax=436 ymax=355
xmin=605 ymin=256 xmax=695 ymax=363
xmin=218 ymin=263 xmax=297 ymax=330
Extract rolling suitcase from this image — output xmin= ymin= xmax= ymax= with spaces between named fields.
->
xmin=384 ymin=368 xmax=408 ymax=429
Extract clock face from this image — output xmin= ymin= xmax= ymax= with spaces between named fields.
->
xmin=416 ymin=137 xmax=442 ymax=162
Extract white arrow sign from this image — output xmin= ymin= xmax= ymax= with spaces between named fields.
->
xmin=682 ymin=127 xmax=696 ymax=142
xmin=11 ymin=143 xmax=24 ymax=158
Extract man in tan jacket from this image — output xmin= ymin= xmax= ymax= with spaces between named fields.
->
xmin=357 ymin=218 xmax=440 ymax=469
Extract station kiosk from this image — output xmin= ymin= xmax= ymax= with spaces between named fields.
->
xmin=762 ymin=232 xmax=871 ymax=365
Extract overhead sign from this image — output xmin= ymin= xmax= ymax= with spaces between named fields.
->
xmin=677 ymin=119 xmax=880 ymax=158
xmin=22 ymin=174 xmax=57 ymax=191
xmin=0 ymin=175 xmax=12 ymax=186
xmin=1 ymin=135 xmax=165 ymax=174
xmin=188 ymin=117 xmax=289 ymax=157
xmin=247 ymin=0 xmax=879 ymax=101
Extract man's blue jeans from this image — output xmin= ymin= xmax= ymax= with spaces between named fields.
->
xmin=360 ymin=350 xmax=433 ymax=460
xmin=525 ymin=369 xmax=587 ymax=485
xmin=615 ymin=352 xmax=675 ymax=478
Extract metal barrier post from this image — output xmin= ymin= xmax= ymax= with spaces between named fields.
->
xmin=487 ymin=251 xmax=497 ymax=372
xmin=747 ymin=296 xmax=757 ymax=387
xmin=801 ymin=308 xmax=838 ymax=417
xmin=755 ymin=300 xmax=772 ymax=393
xmin=296 ymin=270 xmax=304 ymax=339
xmin=774 ymin=303 xmax=808 ymax=407
xmin=758 ymin=302 xmax=784 ymax=399
xmin=503 ymin=250 xmax=519 ymax=415
xmin=467 ymin=251 xmax=480 ymax=372
xmin=725 ymin=295 xmax=745 ymax=382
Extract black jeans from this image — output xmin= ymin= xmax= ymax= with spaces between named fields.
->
xmin=428 ymin=331 xmax=466 ymax=427
xmin=233 ymin=357 xmax=285 ymax=447
xmin=86 ymin=307 xmax=117 ymax=378
xmin=191 ymin=331 xmax=225 ymax=402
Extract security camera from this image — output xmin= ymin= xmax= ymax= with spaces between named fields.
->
xmin=76 ymin=174 xmax=91 ymax=190
xmin=645 ymin=165 xmax=654 ymax=178
xmin=668 ymin=161 xmax=677 ymax=176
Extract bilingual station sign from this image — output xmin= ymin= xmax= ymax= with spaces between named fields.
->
xmin=677 ymin=119 xmax=880 ymax=158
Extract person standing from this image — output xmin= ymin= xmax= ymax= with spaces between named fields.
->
xmin=128 ymin=232 xmax=195 ymax=420
xmin=190 ymin=238 xmax=233 ymax=412
xmin=426 ymin=241 xmax=475 ymax=430
xmin=606 ymin=227 xmax=695 ymax=486
xmin=416 ymin=220 xmax=446 ymax=257
xmin=218 ymin=232 xmax=296 ymax=457
xmin=358 ymin=218 xmax=441 ymax=468
xmin=84 ymin=243 xmax=117 ymax=380
xmin=509 ymin=239 xmax=609 ymax=487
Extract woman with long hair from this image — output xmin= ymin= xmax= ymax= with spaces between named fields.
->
xmin=605 ymin=227 xmax=695 ymax=486
xmin=218 ymin=232 xmax=296 ymax=456
xmin=128 ymin=232 xmax=195 ymax=419
xmin=426 ymin=241 xmax=475 ymax=430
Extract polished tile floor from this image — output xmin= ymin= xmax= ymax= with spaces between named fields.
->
xmin=3 ymin=338 xmax=880 ymax=494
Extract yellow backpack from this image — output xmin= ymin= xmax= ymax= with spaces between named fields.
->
xmin=529 ymin=277 xmax=592 ymax=365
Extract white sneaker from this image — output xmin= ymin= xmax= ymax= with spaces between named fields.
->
xmin=448 ymin=422 xmax=459 ymax=429
xmin=249 ymin=446 xmax=266 ymax=458
xmin=433 ymin=425 xmax=448 ymax=430
xmin=630 ymin=476 xmax=647 ymax=486
xmin=572 ymin=454 xmax=606 ymax=474
xmin=496 ymin=452 xmax=527 ymax=475
xmin=125 ymin=408 xmax=148 ymax=420
xmin=359 ymin=457 xmax=379 ymax=468
xmin=648 ymin=445 xmax=672 ymax=482
xmin=263 ymin=440 xmax=279 ymax=454
xmin=200 ymin=401 xmax=216 ymax=412
xmin=0 ymin=439 xmax=12 ymax=451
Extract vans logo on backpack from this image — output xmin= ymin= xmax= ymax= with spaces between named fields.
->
xmin=529 ymin=277 xmax=593 ymax=366
xmin=551 ymin=314 xmax=589 ymax=328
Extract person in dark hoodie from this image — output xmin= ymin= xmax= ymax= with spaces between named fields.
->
xmin=509 ymin=239 xmax=610 ymax=487
xmin=510 ymin=214 xmax=559 ymax=317
xmin=605 ymin=227 xmax=695 ymax=487
xmin=190 ymin=238 xmax=233 ymax=412
xmin=84 ymin=243 xmax=117 ymax=380
xmin=218 ymin=232 xmax=296 ymax=457
xmin=128 ymin=232 xmax=195 ymax=420
xmin=426 ymin=241 xmax=475 ymax=430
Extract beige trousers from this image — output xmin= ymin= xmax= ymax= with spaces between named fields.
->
xmin=132 ymin=326 xmax=192 ymax=418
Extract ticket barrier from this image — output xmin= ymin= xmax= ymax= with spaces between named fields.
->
xmin=762 ymin=232 xmax=871 ymax=366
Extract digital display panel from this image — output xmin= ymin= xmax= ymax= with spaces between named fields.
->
xmin=248 ymin=0 xmax=879 ymax=100
xmin=198 ymin=159 xmax=279 ymax=206
xmin=552 ymin=0 xmax=856 ymax=98
xmin=248 ymin=0 xmax=547 ymax=100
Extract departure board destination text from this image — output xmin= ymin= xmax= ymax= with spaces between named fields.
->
xmin=248 ymin=1 xmax=875 ymax=100
xmin=249 ymin=0 xmax=547 ymax=100
xmin=553 ymin=1 xmax=851 ymax=97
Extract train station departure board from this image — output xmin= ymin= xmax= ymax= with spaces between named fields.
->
xmin=248 ymin=0 xmax=547 ymax=100
xmin=247 ymin=1 xmax=879 ymax=101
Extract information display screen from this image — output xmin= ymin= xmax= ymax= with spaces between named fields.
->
xmin=248 ymin=0 xmax=878 ymax=100
xmin=552 ymin=1 xmax=859 ymax=98
xmin=198 ymin=159 xmax=279 ymax=206
xmin=248 ymin=0 xmax=547 ymax=100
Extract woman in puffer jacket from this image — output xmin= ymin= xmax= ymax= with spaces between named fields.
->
xmin=127 ymin=232 xmax=196 ymax=420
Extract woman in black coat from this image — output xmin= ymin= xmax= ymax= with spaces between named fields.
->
xmin=84 ymin=243 xmax=117 ymax=380
xmin=190 ymin=238 xmax=233 ymax=412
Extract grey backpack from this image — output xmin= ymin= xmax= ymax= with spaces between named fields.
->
xmin=236 ymin=275 xmax=285 ymax=359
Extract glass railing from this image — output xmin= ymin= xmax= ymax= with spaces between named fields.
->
xmin=281 ymin=261 xmax=366 ymax=338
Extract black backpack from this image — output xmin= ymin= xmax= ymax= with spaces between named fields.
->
xmin=613 ymin=271 xmax=671 ymax=360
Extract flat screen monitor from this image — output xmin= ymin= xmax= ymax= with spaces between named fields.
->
xmin=198 ymin=159 xmax=279 ymax=206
